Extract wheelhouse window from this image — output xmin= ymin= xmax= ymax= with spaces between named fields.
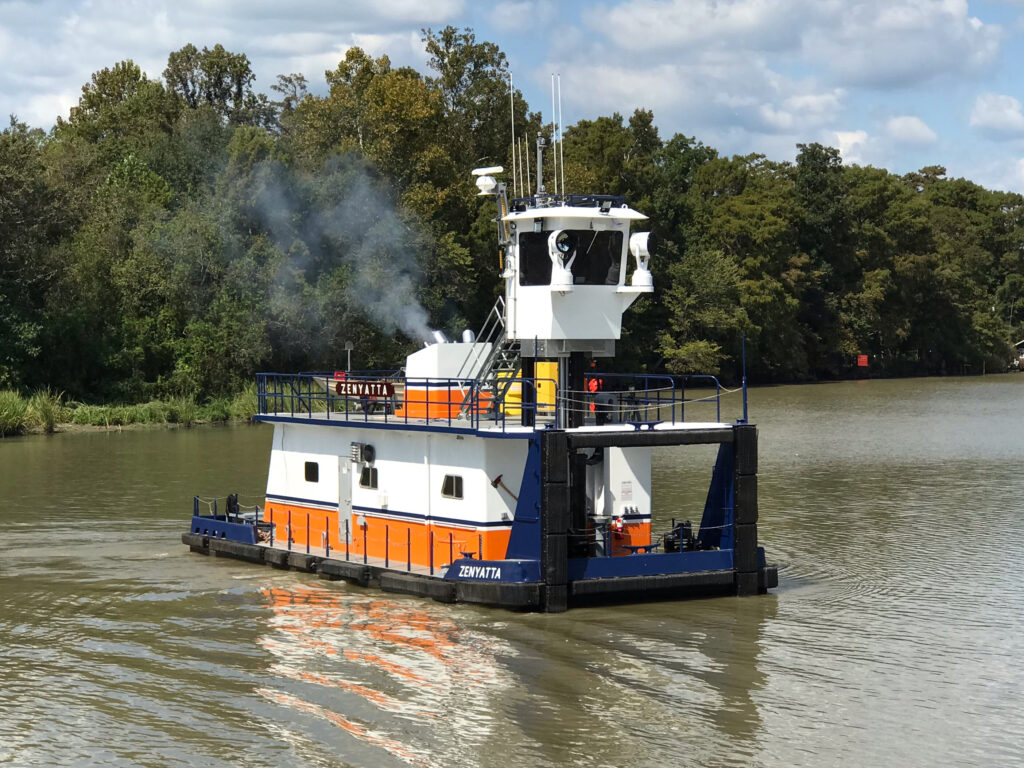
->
xmin=304 ymin=461 xmax=319 ymax=483
xmin=518 ymin=230 xmax=623 ymax=286
xmin=360 ymin=466 xmax=378 ymax=489
xmin=441 ymin=474 xmax=463 ymax=499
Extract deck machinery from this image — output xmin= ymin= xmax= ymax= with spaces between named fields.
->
xmin=183 ymin=140 xmax=777 ymax=611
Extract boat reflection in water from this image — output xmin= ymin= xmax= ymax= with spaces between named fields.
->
xmin=252 ymin=580 xmax=778 ymax=767
xmin=255 ymin=583 xmax=515 ymax=767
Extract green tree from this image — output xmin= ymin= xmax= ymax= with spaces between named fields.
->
xmin=164 ymin=43 xmax=273 ymax=126
xmin=0 ymin=119 xmax=63 ymax=387
xmin=659 ymin=249 xmax=748 ymax=373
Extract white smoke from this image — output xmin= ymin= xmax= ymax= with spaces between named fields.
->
xmin=249 ymin=154 xmax=434 ymax=345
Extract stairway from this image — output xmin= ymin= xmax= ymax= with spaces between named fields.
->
xmin=455 ymin=297 xmax=522 ymax=418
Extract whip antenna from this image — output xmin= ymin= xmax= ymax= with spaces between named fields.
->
xmin=521 ymin=137 xmax=527 ymax=197
xmin=558 ymin=74 xmax=565 ymax=196
xmin=550 ymin=74 xmax=558 ymax=194
xmin=523 ymin=136 xmax=531 ymax=196
xmin=509 ymin=74 xmax=518 ymax=198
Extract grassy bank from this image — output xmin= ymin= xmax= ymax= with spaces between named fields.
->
xmin=0 ymin=384 xmax=259 ymax=437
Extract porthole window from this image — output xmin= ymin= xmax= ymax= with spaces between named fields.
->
xmin=304 ymin=461 xmax=319 ymax=483
xmin=360 ymin=466 xmax=378 ymax=489
xmin=441 ymin=474 xmax=463 ymax=499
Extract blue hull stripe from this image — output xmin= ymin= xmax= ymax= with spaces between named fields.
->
xmin=266 ymin=496 xmax=646 ymax=526
xmin=352 ymin=504 xmax=512 ymax=529
xmin=256 ymin=414 xmax=535 ymax=439
xmin=266 ymin=493 xmax=339 ymax=510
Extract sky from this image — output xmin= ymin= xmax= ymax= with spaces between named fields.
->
xmin=4 ymin=0 xmax=1024 ymax=191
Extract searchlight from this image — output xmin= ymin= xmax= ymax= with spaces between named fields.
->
xmin=629 ymin=232 xmax=654 ymax=289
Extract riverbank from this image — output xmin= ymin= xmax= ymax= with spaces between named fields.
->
xmin=0 ymin=385 xmax=258 ymax=437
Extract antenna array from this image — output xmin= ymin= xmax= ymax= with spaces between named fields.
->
xmin=508 ymin=72 xmax=566 ymax=198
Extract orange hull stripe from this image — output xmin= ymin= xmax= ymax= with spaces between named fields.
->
xmin=264 ymin=502 xmax=511 ymax=566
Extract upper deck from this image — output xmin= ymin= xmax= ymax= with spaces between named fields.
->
xmin=255 ymin=370 xmax=743 ymax=441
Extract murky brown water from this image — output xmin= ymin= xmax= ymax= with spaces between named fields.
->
xmin=2 ymin=374 xmax=1023 ymax=767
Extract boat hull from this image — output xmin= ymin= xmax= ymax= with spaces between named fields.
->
xmin=182 ymin=531 xmax=777 ymax=609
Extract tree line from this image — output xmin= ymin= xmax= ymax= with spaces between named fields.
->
xmin=2 ymin=27 xmax=1022 ymax=403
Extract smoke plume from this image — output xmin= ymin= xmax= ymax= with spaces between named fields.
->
xmin=248 ymin=153 xmax=434 ymax=351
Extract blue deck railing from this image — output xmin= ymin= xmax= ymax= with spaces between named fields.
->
xmin=255 ymin=370 xmax=736 ymax=432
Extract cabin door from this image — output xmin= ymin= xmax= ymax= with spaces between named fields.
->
xmin=339 ymin=456 xmax=353 ymax=541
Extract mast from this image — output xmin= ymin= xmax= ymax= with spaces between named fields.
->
xmin=536 ymin=133 xmax=546 ymax=195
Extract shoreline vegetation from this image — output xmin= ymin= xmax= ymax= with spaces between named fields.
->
xmin=0 ymin=385 xmax=258 ymax=437
xmin=3 ymin=369 xmax=1018 ymax=439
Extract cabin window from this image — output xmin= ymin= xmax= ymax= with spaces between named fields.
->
xmin=518 ymin=230 xmax=622 ymax=286
xmin=518 ymin=232 xmax=553 ymax=285
xmin=441 ymin=474 xmax=463 ymax=499
xmin=360 ymin=466 xmax=378 ymax=489
xmin=304 ymin=461 xmax=319 ymax=483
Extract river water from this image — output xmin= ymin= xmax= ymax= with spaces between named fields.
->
xmin=1 ymin=375 xmax=1022 ymax=767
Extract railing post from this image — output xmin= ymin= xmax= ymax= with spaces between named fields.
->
xmin=478 ymin=533 xmax=483 ymax=561
xmin=741 ymin=332 xmax=749 ymax=424
xmin=385 ymin=524 xmax=389 ymax=568
xmin=449 ymin=532 xmax=453 ymax=566
xmin=306 ymin=512 xmax=310 ymax=554
xmin=407 ymin=528 xmax=411 ymax=571
xmin=345 ymin=519 xmax=350 ymax=561
xmin=287 ymin=509 xmax=292 ymax=550
xmin=193 ymin=496 xmax=199 ymax=517
xmin=363 ymin=522 xmax=367 ymax=564
xmin=430 ymin=530 xmax=434 ymax=575
xmin=325 ymin=514 xmax=330 ymax=557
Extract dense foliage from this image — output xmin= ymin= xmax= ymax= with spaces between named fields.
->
xmin=2 ymin=29 xmax=1022 ymax=402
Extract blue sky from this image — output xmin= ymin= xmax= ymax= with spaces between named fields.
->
xmin=4 ymin=0 xmax=1024 ymax=191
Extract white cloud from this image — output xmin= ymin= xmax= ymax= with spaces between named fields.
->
xmin=834 ymin=129 xmax=870 ymax=164
xmin=543 ymin=17 xmax=846 ymax=165
xmin=885 ymin=115 xmax=937 ymax=144
xmin=351 ymin=31 xmax=430 ymax=66
xmin=490 ymin=1 xmax=556 ymax=32
xmin=552 ymin=55 xmax=844 ymax=142
xmin=961 ymin=156 xmax=1024 ymax=193
xmin=595 ymin=0 xmax=804 ymax=54
xmin=811 ymin=0 xmax=1002 ymax=88
xmin=969 ymin=92 xmax=1024 ymax=137
xmin=0 ymin=0 xmax=465 ymax=126
xmin=589 ymin=0 xmax=1002 ymax=88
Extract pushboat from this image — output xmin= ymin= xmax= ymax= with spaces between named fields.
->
xmin=182 ymin=136 xmax=777 ymax=612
